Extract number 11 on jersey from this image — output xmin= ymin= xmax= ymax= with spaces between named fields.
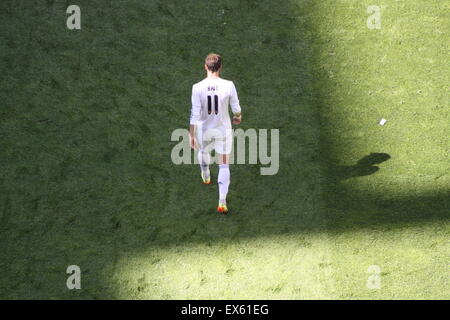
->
xmin=207 ymin=95 xmax=219 ymax=115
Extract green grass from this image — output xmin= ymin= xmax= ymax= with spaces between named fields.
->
xmin=0 ymin=0 xmax=448 ymax=299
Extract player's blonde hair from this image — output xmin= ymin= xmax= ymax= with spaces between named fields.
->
xmin=205 ymin=53 xmax=222 ymax=72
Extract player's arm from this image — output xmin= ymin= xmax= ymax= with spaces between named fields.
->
xmin=189 ymin=85 xmax=201 ymax=149
xmin=189 ymin=124 xmax=197 ymax=149
xmin=230 ymin=81 xmax=242 ymax=124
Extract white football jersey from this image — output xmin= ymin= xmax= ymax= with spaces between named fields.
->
xmin=189 ymin=77 xmax=241 ymax=132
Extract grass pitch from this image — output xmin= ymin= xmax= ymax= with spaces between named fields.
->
xmin=0 ymin=0 xmax=448 ymax=299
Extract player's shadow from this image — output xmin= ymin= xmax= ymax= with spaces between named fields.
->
xmin=333 ymin=153 xmax=391 ymax=181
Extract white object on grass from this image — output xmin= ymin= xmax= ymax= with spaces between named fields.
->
xmin=379 ymin=118 xmax=387 ymax=126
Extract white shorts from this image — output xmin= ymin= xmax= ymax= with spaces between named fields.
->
xmin=196 ymin=127 xmax=233 ymax=155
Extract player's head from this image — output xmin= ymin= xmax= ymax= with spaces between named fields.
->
xmin=204 ymin=53 xmax=222 ymax=73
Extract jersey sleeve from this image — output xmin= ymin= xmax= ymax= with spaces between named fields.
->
xmin=229 ymin=81 xmax=241 ymax=114
xmin=190 ymin=85 xmax=201 ymax=125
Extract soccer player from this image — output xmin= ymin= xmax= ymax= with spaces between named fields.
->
xmin=189 ymin=53 xmax=242 ymax=213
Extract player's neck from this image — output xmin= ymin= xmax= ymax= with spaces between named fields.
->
xmin=206 ymin=71 xmax=220 ymax=79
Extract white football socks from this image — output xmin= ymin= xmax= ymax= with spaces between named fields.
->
xmin=197 ymin=150 xmax=210 ymax=176
xmin=218 ymin=164 xmax=230 ymax=203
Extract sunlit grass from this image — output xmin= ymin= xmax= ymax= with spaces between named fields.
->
xmin=295 ymin=0 xmax=449 ymax=299
xmin=109 ymin=235 xmax=337 ymax=299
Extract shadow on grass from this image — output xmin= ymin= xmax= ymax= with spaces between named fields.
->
xmin=322 ymin=189 xmax=449 ymax=232
xmin=332 ymin=153 xmax=391 ymax=181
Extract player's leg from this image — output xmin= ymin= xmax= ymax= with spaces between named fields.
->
xmin=196 ymin=126 xmax=212 ymax=184
xmin=217 ymin=153 xmax=230 ymax=212
xmin=215 ymin=129 xmax=232 ymax=213
xmin=197 ymin=148 xmax=211 ymax=184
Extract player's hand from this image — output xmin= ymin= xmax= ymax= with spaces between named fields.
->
xmin=232 ymin=114 xmax=242 ymax=125
xmin=189 ymin=134 xmax=198 ymax=150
